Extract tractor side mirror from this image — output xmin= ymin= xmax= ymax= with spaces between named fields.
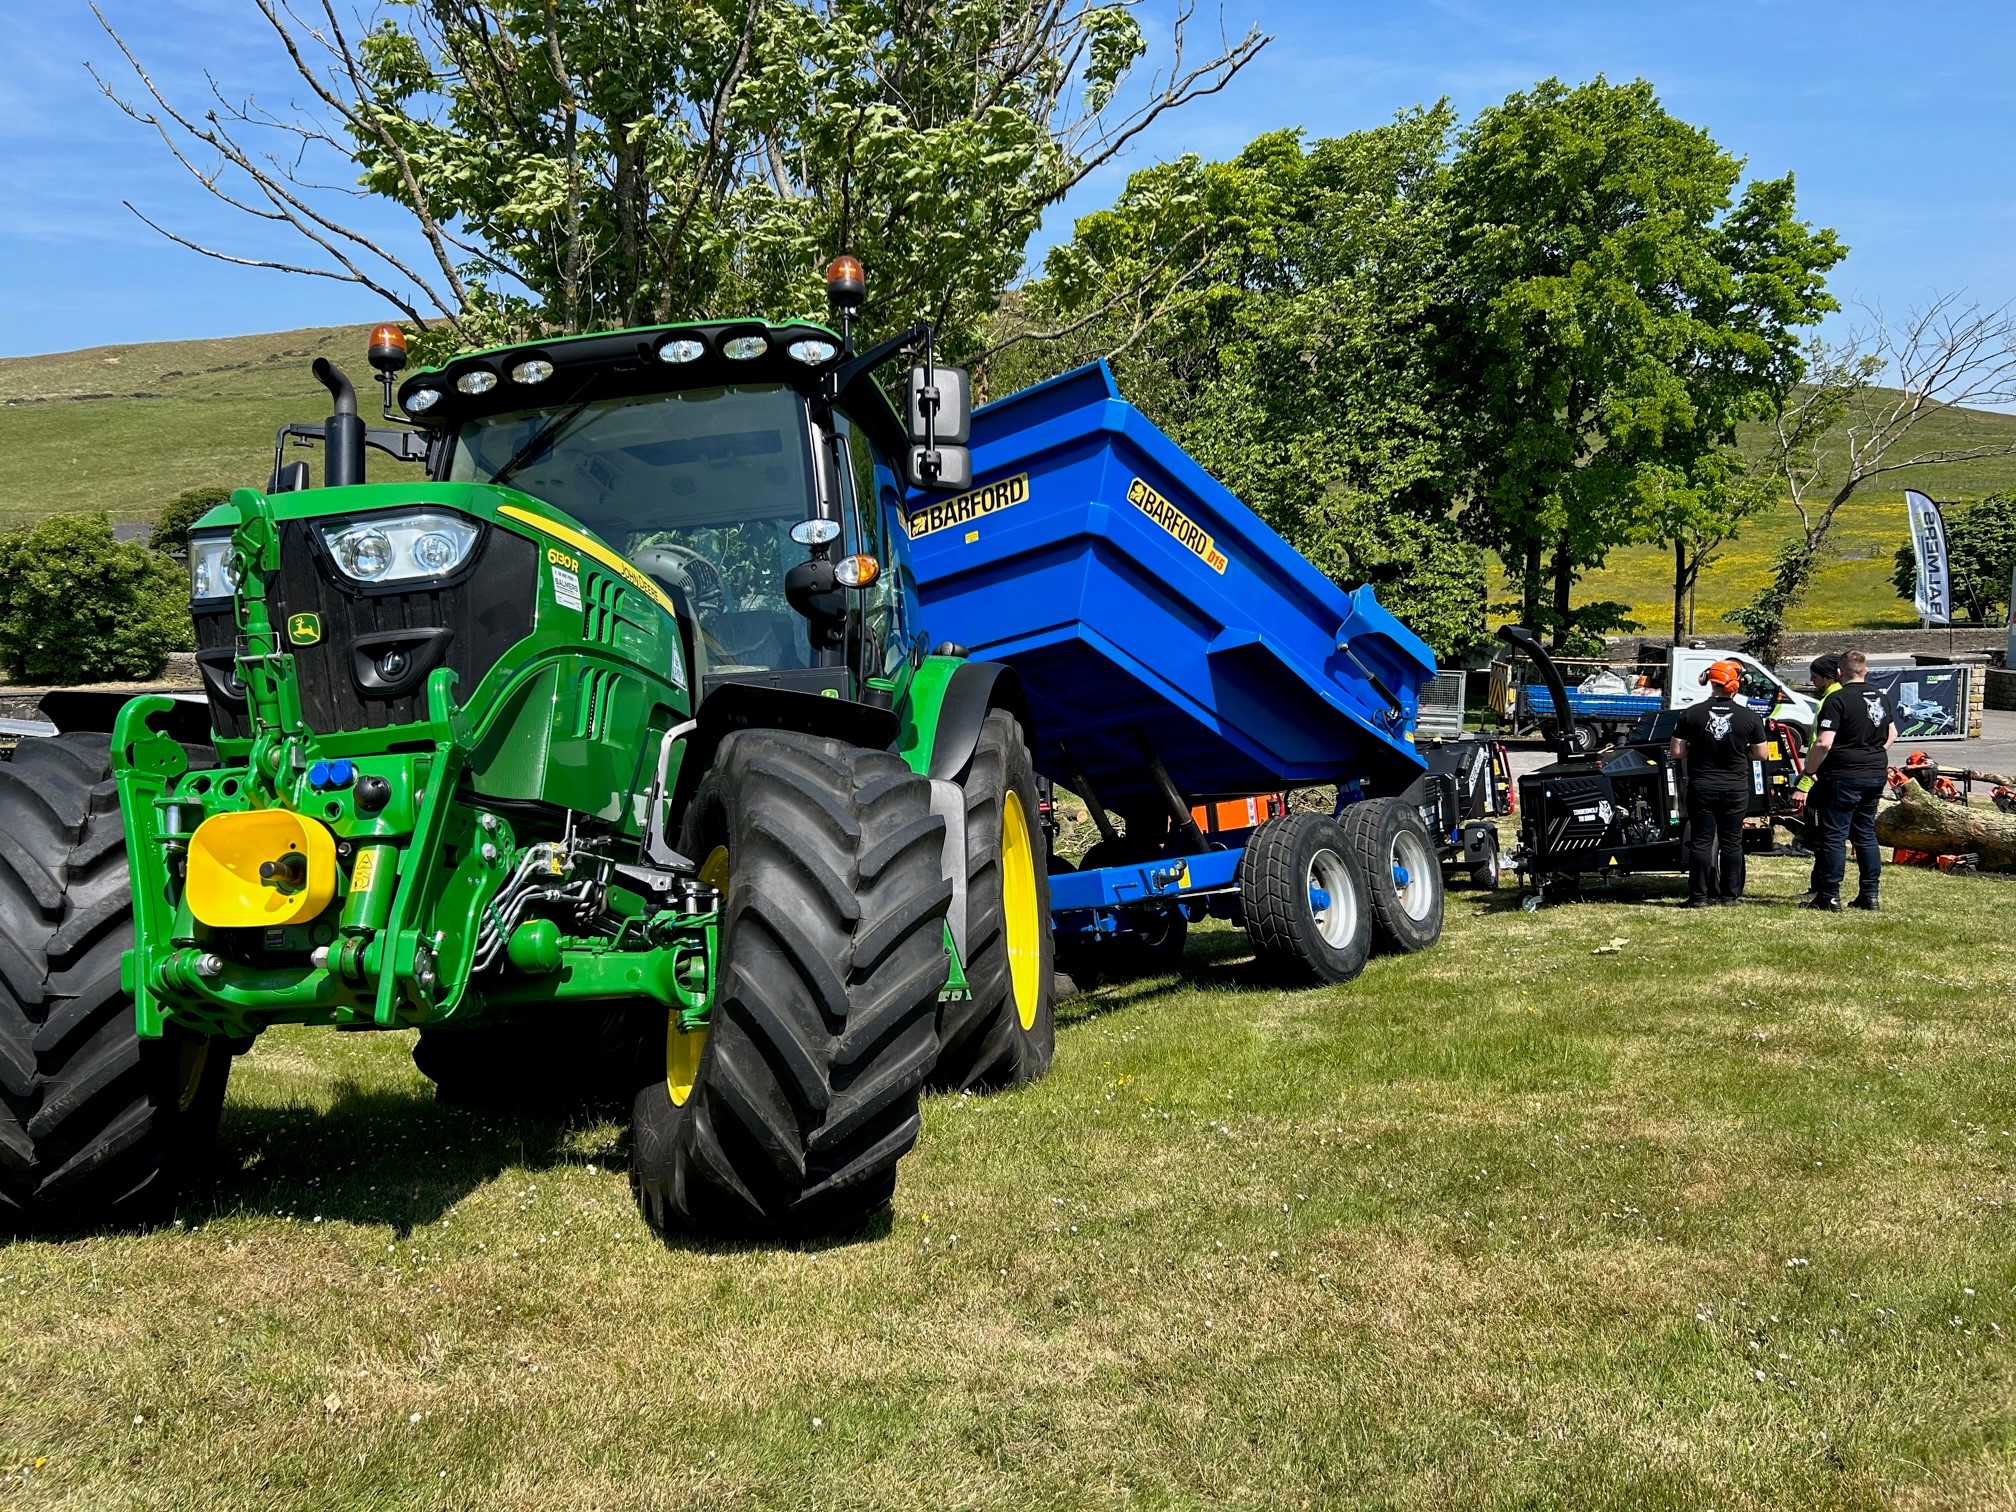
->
xmin=907 ymin=364 xmax=970 ymax=444
xmin=907 ymin=443 xmax=972 ymax=492
xmin=906 ymin=363 xmax=971 ymax=493
xmin=270 ymin=460 xmax=311 ymax=493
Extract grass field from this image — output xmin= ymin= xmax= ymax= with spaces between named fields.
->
xmin=3 ymin=851 xmax=2013 ymax=1509
xmin=1563 ymin=496 xmax=1923 ymax=634
xmin=1505 ymin=391 xmax=2016 ymax=635
xmin=0 ymin=327 xmax=418 ymax=525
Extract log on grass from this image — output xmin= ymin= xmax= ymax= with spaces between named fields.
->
xmin=1874 ymin=783 xmax=2016 ymax=871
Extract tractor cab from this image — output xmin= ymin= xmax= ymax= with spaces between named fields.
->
xmin=384 ymin=294 xmax=969 ymax=708
xmin=441 ymin=377 xmax=893 ymax=700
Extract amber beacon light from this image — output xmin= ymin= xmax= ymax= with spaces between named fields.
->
xmin=367 ymin=323 xmax=409 ymax=373
xmin=824 ymin=255 xmax=865 ymax=311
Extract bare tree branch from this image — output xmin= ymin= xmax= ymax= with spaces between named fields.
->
xmin=122 ymin=201 xmax=435 ymax=327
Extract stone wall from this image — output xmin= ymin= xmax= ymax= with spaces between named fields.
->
xmin=1608 ymin=629 xmax=2008 ymax=664
xmin=0 ymin=652 xmax=199 ymax=723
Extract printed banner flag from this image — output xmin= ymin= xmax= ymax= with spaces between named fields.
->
xmin=1905 ymin=489 xmax=1950 ymax=626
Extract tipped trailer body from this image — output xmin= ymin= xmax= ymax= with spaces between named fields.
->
xmin=908 ymin=361 xmax=1488 ymax=979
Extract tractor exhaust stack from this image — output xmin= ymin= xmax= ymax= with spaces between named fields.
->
xmin=312 ymin=358 xmax=366 ymax=488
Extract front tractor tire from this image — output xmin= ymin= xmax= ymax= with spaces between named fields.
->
xmin=933 ymin=710 xmax=1056 ymax=1093
xmin=632 ymin=731 xmax=952 ymax=1240
xmin=0 ymin=734 xmax=231 ymax=1235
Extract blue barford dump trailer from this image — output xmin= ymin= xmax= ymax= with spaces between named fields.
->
xmin=908 ymin=362 xmax=1509 ymax=984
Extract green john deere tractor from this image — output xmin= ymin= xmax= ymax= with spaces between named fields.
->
xmin=0 ymin=263 xmax=1055 ymax=1239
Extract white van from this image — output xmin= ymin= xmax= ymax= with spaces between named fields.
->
xmin=1666 ymin=648 xmax=1819 ymax=734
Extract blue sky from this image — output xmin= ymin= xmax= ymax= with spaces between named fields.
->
xmin=4 ymin=0 xmax=2011 ymax=358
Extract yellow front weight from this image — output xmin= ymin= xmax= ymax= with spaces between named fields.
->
xmin=185 ymin=809 xmax=339 ymax=928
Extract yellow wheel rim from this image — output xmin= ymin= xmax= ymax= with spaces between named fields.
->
xmin=1001 ymin=789 xmax=1042 ymax=1032
xmin=667 ymin=844 xmax=729 ymax=1107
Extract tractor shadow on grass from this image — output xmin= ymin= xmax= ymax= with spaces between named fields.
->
xmin=198 ymin=1081 xmax=604 ymax=1239
xmin=1055 ymin=925 xmax=1282 ymax=1028
xmin=199 ymin=1080 xmax=899 ymax=1253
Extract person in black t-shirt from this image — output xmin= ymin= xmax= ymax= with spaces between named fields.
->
xmin=1671 ymin=660 xmax=1770 ymax=907
xmin=1803 ymin=649 xmax=1895 ymax=912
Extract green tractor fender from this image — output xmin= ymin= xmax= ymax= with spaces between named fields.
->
xmin=916 ymin=660 xmax=1032 ymax=784
xmin=659 ymin=680 xmax=902 ymax=844
xmin=893 ymin=656 xmax=1035 ymax=977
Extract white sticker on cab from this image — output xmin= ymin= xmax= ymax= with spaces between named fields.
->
xmin=552 ymin=565 xmax=583 ymax=611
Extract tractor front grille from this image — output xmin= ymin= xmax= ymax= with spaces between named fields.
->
xmin=192 ymin=521 xmax=537 ymax=740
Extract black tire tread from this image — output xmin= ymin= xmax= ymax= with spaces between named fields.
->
xmin=1238 ymin=813 xmax=1371 ymax=985
xmin=0 ymin=734 xmax=230 ymax=1234
xmin=1339 ymin=797 xmax=1444 ymax=954
xmin=930 ymin=711 xmax=1056 ymax=1093
xmin=634 ymin=730 xmax=951 ymax=1238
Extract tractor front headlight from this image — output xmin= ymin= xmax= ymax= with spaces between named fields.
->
xmin=189 ymin=534 xmax=240 ymax=602
xmin=321 ymin=511 xmax=480 ymax=585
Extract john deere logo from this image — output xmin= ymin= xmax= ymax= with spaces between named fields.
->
xmin=286 ymin=613 xmax=322 ymax=646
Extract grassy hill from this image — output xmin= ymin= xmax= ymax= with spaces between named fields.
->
xmin=4 ymin=326 xmax=2013 ymax=631
xmin=0 ymin=326 xmax=417 ymax=524
xmin=1571 ymin=396 xmax=2016 ymax=635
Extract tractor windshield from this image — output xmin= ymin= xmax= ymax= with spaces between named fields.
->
xmin=448 ymin=384 xmax=820 ymax=672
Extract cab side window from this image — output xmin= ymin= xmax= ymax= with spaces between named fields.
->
xmin=832 ymin=413 xmax=909 ymax=677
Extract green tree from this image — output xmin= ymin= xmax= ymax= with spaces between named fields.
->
xmin=992 ymin=112 xmax=1491 ymax=660
xmin=1638 ymin=449 xmax=1775 ymax=639
xmin=95 ymin=1 xmax=1263 ymax=356
xmin=151 ymin=485 xmax=232 ymax=555
xmin=1891 ymin=493 xmax=2016 ymax=624
xmin=1441 ymin=77 xmax=1843 ymax=647
xmin=0 ymin=514 xmax=193 ymax=683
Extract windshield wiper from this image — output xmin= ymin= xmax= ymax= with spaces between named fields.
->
xmin=487 ymin=395 xmax=597 ymax=490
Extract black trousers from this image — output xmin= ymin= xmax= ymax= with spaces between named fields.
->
xmin=1685 ymin=789 xmax=1748 ymax=903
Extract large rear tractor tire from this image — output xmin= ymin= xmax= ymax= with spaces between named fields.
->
xmin=933 ymin=710 xmax=1055 ymax=1093
xmin=1340 ymin=797 xmax=1445 ymax=953
xmin=632 ymin=731 xmax=951 ymax=1240
xmin=1239 ymin=814 xmax=1371 ymax=985
xmin=0 ymin=734 xmax=231 ymax=1235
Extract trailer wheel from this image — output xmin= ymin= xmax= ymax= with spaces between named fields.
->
xmin=0 ymin=734 xmax=231 ymax=1234
xmin=933 ymin=710 xmax=1056 ymax=1092
xmin=632 ymin=731 xmax=951 ymax=1239
xmin=1338 ymin=798 xmax=1444 ymax=952
xmin=1239 ymin=815 xmax=1370 ymax=985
